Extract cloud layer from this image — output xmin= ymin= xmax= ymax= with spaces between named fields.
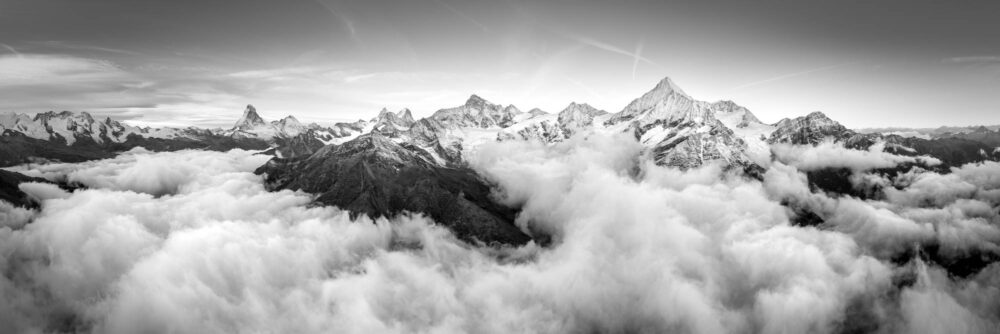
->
xmin=1 ymin=138 xmax=998 ymax=333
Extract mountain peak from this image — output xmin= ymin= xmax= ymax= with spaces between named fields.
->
xmin=377 ymin=107 xmax=392 ymax=117
xmin=397 ymin=108 xmax=415 ymax=123
xmin=653 ymin=76 xmax=687 ymax=96
xmin=503 ymin=104 xmax=522 ymax=115
xmin=806 ymin=111 xmax=831 ymax=120
xmin=566 ymin=102 xmax=594 ymax=110
xmin=465 ymin=94 xmax=488 ymax=107
xmin=233 ymin=104 xmax=267 ymax=130
xmin=562 ymin=102 xmax=599 ymax=113
xmin=607 ymin=76 xmax=696 ymax=126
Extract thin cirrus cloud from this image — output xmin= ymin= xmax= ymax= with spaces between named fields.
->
xmin=312 ymin=0 xmax=360 ymax=42
xmin=0 ymin=43 xmax=21 ymax=56
xmin=943 ymin=56 xmax=1000 ymax=64
xmin=732 ymin=62 xmax=858 ymax=90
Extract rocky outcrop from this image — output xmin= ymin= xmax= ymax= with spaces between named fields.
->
xmin=256 ymin=133 xmax=532 ymax=246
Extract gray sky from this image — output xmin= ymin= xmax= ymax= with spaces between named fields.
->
xmin=1 ymin=0 xmax=998 ymax=128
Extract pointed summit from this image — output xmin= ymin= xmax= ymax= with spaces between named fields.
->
xmin=653 ymin=76 xmax=687 ymax=96
xmin=233 ymin=104 xmax=267 ymax=131
xmin=397 ymin=108 xmax=415 ymax=123
xmin=607 ymin=76 xmax=697 ymax=126
xmin=373 ymin=108 xmax=416 ymax=135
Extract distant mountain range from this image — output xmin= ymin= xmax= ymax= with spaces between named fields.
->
xmin=859 ymin=125 xmax=1000 ymax=139
xmin=4 ymin=76 xmax=1000 ymax=245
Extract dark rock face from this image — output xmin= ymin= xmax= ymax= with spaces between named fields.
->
xmin=121 ymin=133 xmax=270 ymax=152
xmin=944 ymin=128 xmax=1000 ymax=146
xmin=270 ymin=130 xmax=327 ymax=159
xmin=0 ymin=130 xmax=269 ymax=168
xmin=1 ymin=131 xmax=115 ymax=166
xmin=0 ymin=169 xmax=50 ymax=208
xmin=256 ymin=133 xmax=532 ymax=246
xmin=883 ymin=135 xmax=1000 ymax=168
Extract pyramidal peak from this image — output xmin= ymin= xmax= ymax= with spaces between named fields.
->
xmin=233 ymin=104 xmax=267 ymax=130
xmin=243 ymin=104 xmax=259 ymax=117
xmin=608 ymin=76 xmax=697 ymax=125
xmin=377 ymin=107 xmax=393 ymax=118
xmin=397 ymin=108 xmax=415 ymax=123
xmin=652 ymin=76 xmax=687 ymax=96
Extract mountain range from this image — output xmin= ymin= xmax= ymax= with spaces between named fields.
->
xmin=3 ymin=76 xmax=1000 ymax=245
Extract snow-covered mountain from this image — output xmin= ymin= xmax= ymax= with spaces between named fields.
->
xmin=598 ymin=78 xmax=756 ymax=168
xmin=371 ymin=108 xmax=416 ymax=137
xmin=0 ymin=110 xmax=202 ymax=145
xmin=430 ymin=95 xmax=523 ymax=129
xmin=295 ymin=77 xmax=773 ymax=169
xmin=231 ymin=105 xmax=269 ymax=132
xmin=4 ymin=75 xmax=998 ymax=171
xmin=0 ymin=108 xmax=268 ymax=166
xmin=769 ymin=111 xmax=852 ymax=145
xmin=0 ymin=77 xmax=867 ymax=170
xmin=228 ymin=105 xmax=306 ymax=139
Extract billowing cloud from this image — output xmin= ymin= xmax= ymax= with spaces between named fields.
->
xmin=0 ymin=138 xmax=998 ymax=333
xmin=770 ymin=140 xmax=940 ymax=171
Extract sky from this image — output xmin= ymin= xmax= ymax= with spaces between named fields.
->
xmin=0 ymin=0 xmax=998 ymax=128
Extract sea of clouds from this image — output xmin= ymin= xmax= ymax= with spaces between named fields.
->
xmin=0 ymin=136 xmax=998 ymax=333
